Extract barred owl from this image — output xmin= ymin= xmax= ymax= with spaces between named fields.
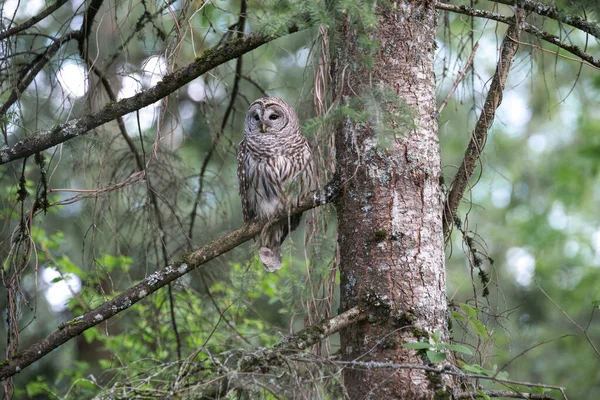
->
xmin=237 ymin=97 xmax=316 ymax=272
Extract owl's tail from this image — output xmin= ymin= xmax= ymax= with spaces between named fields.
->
xmin=259 ymin=246 xmax=282 ymax=272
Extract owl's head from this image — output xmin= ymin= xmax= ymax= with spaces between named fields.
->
xmin=244 ymin=97 xmax=299 ymax=136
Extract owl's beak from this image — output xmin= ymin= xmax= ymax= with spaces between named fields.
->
xmin=260 ymin=123 xmax=267 ymax=133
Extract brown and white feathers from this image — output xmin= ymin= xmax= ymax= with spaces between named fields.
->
xmin=237 ymin=97 xmax=316 ymax=272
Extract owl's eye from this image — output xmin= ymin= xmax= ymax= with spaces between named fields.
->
xmin=269 ymin=114 xmax=279 ymax=121
xmin=253 ymin=114 xmax=260 ymax=121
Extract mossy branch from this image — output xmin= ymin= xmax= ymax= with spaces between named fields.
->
xmin=0 ymin=179 xmax=340 ymax=381
xmin=436 ymin=3 xmax=600 ymax=70
xmin=443 ymin=8 xmax=525 ymax=234
xmin=491 ymin=0 xmax=600 ymax=39
xmin=0 ymin=23 xmax=304 ymax=165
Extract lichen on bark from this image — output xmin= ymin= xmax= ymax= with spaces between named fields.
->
xmin=332 ymin=0 xmax=453 ymax=398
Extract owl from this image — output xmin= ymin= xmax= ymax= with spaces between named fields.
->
xmin=237 ymin=97 xmax=316 ymax=272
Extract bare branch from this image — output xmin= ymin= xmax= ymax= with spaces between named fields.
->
xmin=189 ymin=0 xmax=248 ymax=240
xmin=0 ymin=31 xmax=82 ymax=122
xmin=456 ymin=390 xmax=554 ymax=399
xmin=438 ymin=42 xmax=478 ymax=115
xmin=491 ymin=0 xmax=600 ymax=40
xmin=0 ymin=178 xmax=340 ymax=381
xmin=332 ymin=360 xmax=566 ymax=393
xmin=0 ymin=0 xmax=69 ymax=41
xmin=240 ymin=305 xmax=367 ymax=367
xmin=443 ymin=8 xmax=524 ymax=233
xmin=78 ymin=0 xmax=106 ymax=56
xmin=0 ymin=25 xmax=304 ymax=165
xmin=436 ymin=3 xmax=600 ymax=70
xmin=187 ymin=305 xmax=367 ymax=400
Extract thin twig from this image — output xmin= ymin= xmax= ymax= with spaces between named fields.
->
xmin=332 ymin=360 xmax=566 ymax=392
xmin=0 ymin=178 xmax=340 ymax=381
xmin=438 ymin=42 xmax=479 ymax=115
xmin=537 ymin=283 xmax=600 ymax=358
xmin=490 ymin=0 xmax=600 ymax=40
xmin=0 ymin=0 xmax=69 ymax=41
xmin=188 ymin=0 xmax=247 ymax=240
xmin=436 ymin=3 xmax=600 ymax=70
xmin=0 ymin=24 xmax=304 ymax=165
xmin=0 ymin=31 xmax=81 ymax=121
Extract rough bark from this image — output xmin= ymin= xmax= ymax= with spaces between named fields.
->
xmin=333 ymin=1 xmax=452 ymax=398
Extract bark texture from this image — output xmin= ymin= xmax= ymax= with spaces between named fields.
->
xmin=333 ymin=1 xmax=451 ymax=398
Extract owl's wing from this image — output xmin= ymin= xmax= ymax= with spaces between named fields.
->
xmin=237 ymin=139 xmax=255 ymax=222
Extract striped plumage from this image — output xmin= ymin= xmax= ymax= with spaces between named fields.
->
xmin=237 ymin=97 xmax=316 ymax=272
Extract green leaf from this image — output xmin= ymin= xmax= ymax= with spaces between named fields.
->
xmin=459 ymin=303 xmax=478 ymax=318
xmin=475 ymin=388 xmax=491 ymax=400
xmin=469 ymin=318 xmax=489 ymax=340
xmin=26 ymin=377 xmax=52 ymax=398
xmin=438 ymin=343 xmax=473 ymax=355
xmin=461 ymin=363 xmax=491 ymax=375
xmin=451 ymin=311 xmax=466 ymax=321
xmin=426 ymin=350 xmax=446 ymax=363
xmin=401 ymin=342 xmax=432 ymax=350
xmin=495 ymin=369 xmax=509 ymax=380
xmin=82 ymin=327 xmax=100 ymax=344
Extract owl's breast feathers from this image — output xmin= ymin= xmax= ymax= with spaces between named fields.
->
xmin=237 ymin=134 xmax=314 ymax=222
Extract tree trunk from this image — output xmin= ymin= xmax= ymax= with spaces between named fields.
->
xmin=333 ymin=1 xmax=452 ymax=398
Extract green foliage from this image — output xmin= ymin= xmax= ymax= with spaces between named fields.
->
xmin=452 ymin=303 xmax=489 ymax=341
xmin=304 ymin=85 xmax=414 ymax=150
xmin=1 ymin=0 xmax=599 ymax=398
xmin=402 ymin=329 xmax=473 ymax=363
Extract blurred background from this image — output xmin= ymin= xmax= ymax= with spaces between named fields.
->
xmin=1 ymin=0 xmax=599 ymax=398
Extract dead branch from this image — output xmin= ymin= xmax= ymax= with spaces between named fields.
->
xmin=163 ymin=306 xmax=367 ymax=400
xmin=457 ymin=390 xmax=555 ymax=399
xmin=333 ymin=360 xmax=565 ymax=395
xmin=0 ymin=31 xmax=82 ymax=121
xmin=443 ymin=7 xmax=525 ymax=234
xmin=436 ymin=3 xmax=600 ymax=70
xmin=188 ymin=0 xmax=248 ymax=240
xmin=491 ymin=0 xmax=600 ymax=40
xmin=438 ymin=42 xmax=479 ymax=115
xmin=0 ymin=178 xmax=340 ymax=381
xmin=0 ymin=0 xmax=69 ymax=41
xmin=0 ymin=24 xmax=304 ymax=165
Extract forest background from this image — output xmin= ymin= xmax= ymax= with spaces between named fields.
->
xmin=1 ymin=0 xmax=600 ymax=399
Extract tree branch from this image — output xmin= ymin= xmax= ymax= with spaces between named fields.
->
xmin=0 ymin=178 xmax=340 ymax=381
xmin=457 ymin=390 xmax=553 ymax=399
xmin=185 ymin=305 xmax=367 ymax=400
xmin=78 ymin=0 xmax=106 ymax=56
xmin=331 ymin=360 xmax=565 ymax=394
xmin=188 ymin=0 xmax=248 ymax=240
xmin=443 ymin=8 xmax=524 ymax=234
xmin=490 ymin=0 xmax=600 ymax=40
xmin=0 ymin=31 xmax=82 ymax=122
xmin=197 ymin=353 xmax=561 ymax=400
xmin=0 ymin=0 xmax=69 ymax=41
xmin=436 ymin=3 xmax=600 ymax=70
xmin=0 ymin=24 xmax=303 ymax=165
